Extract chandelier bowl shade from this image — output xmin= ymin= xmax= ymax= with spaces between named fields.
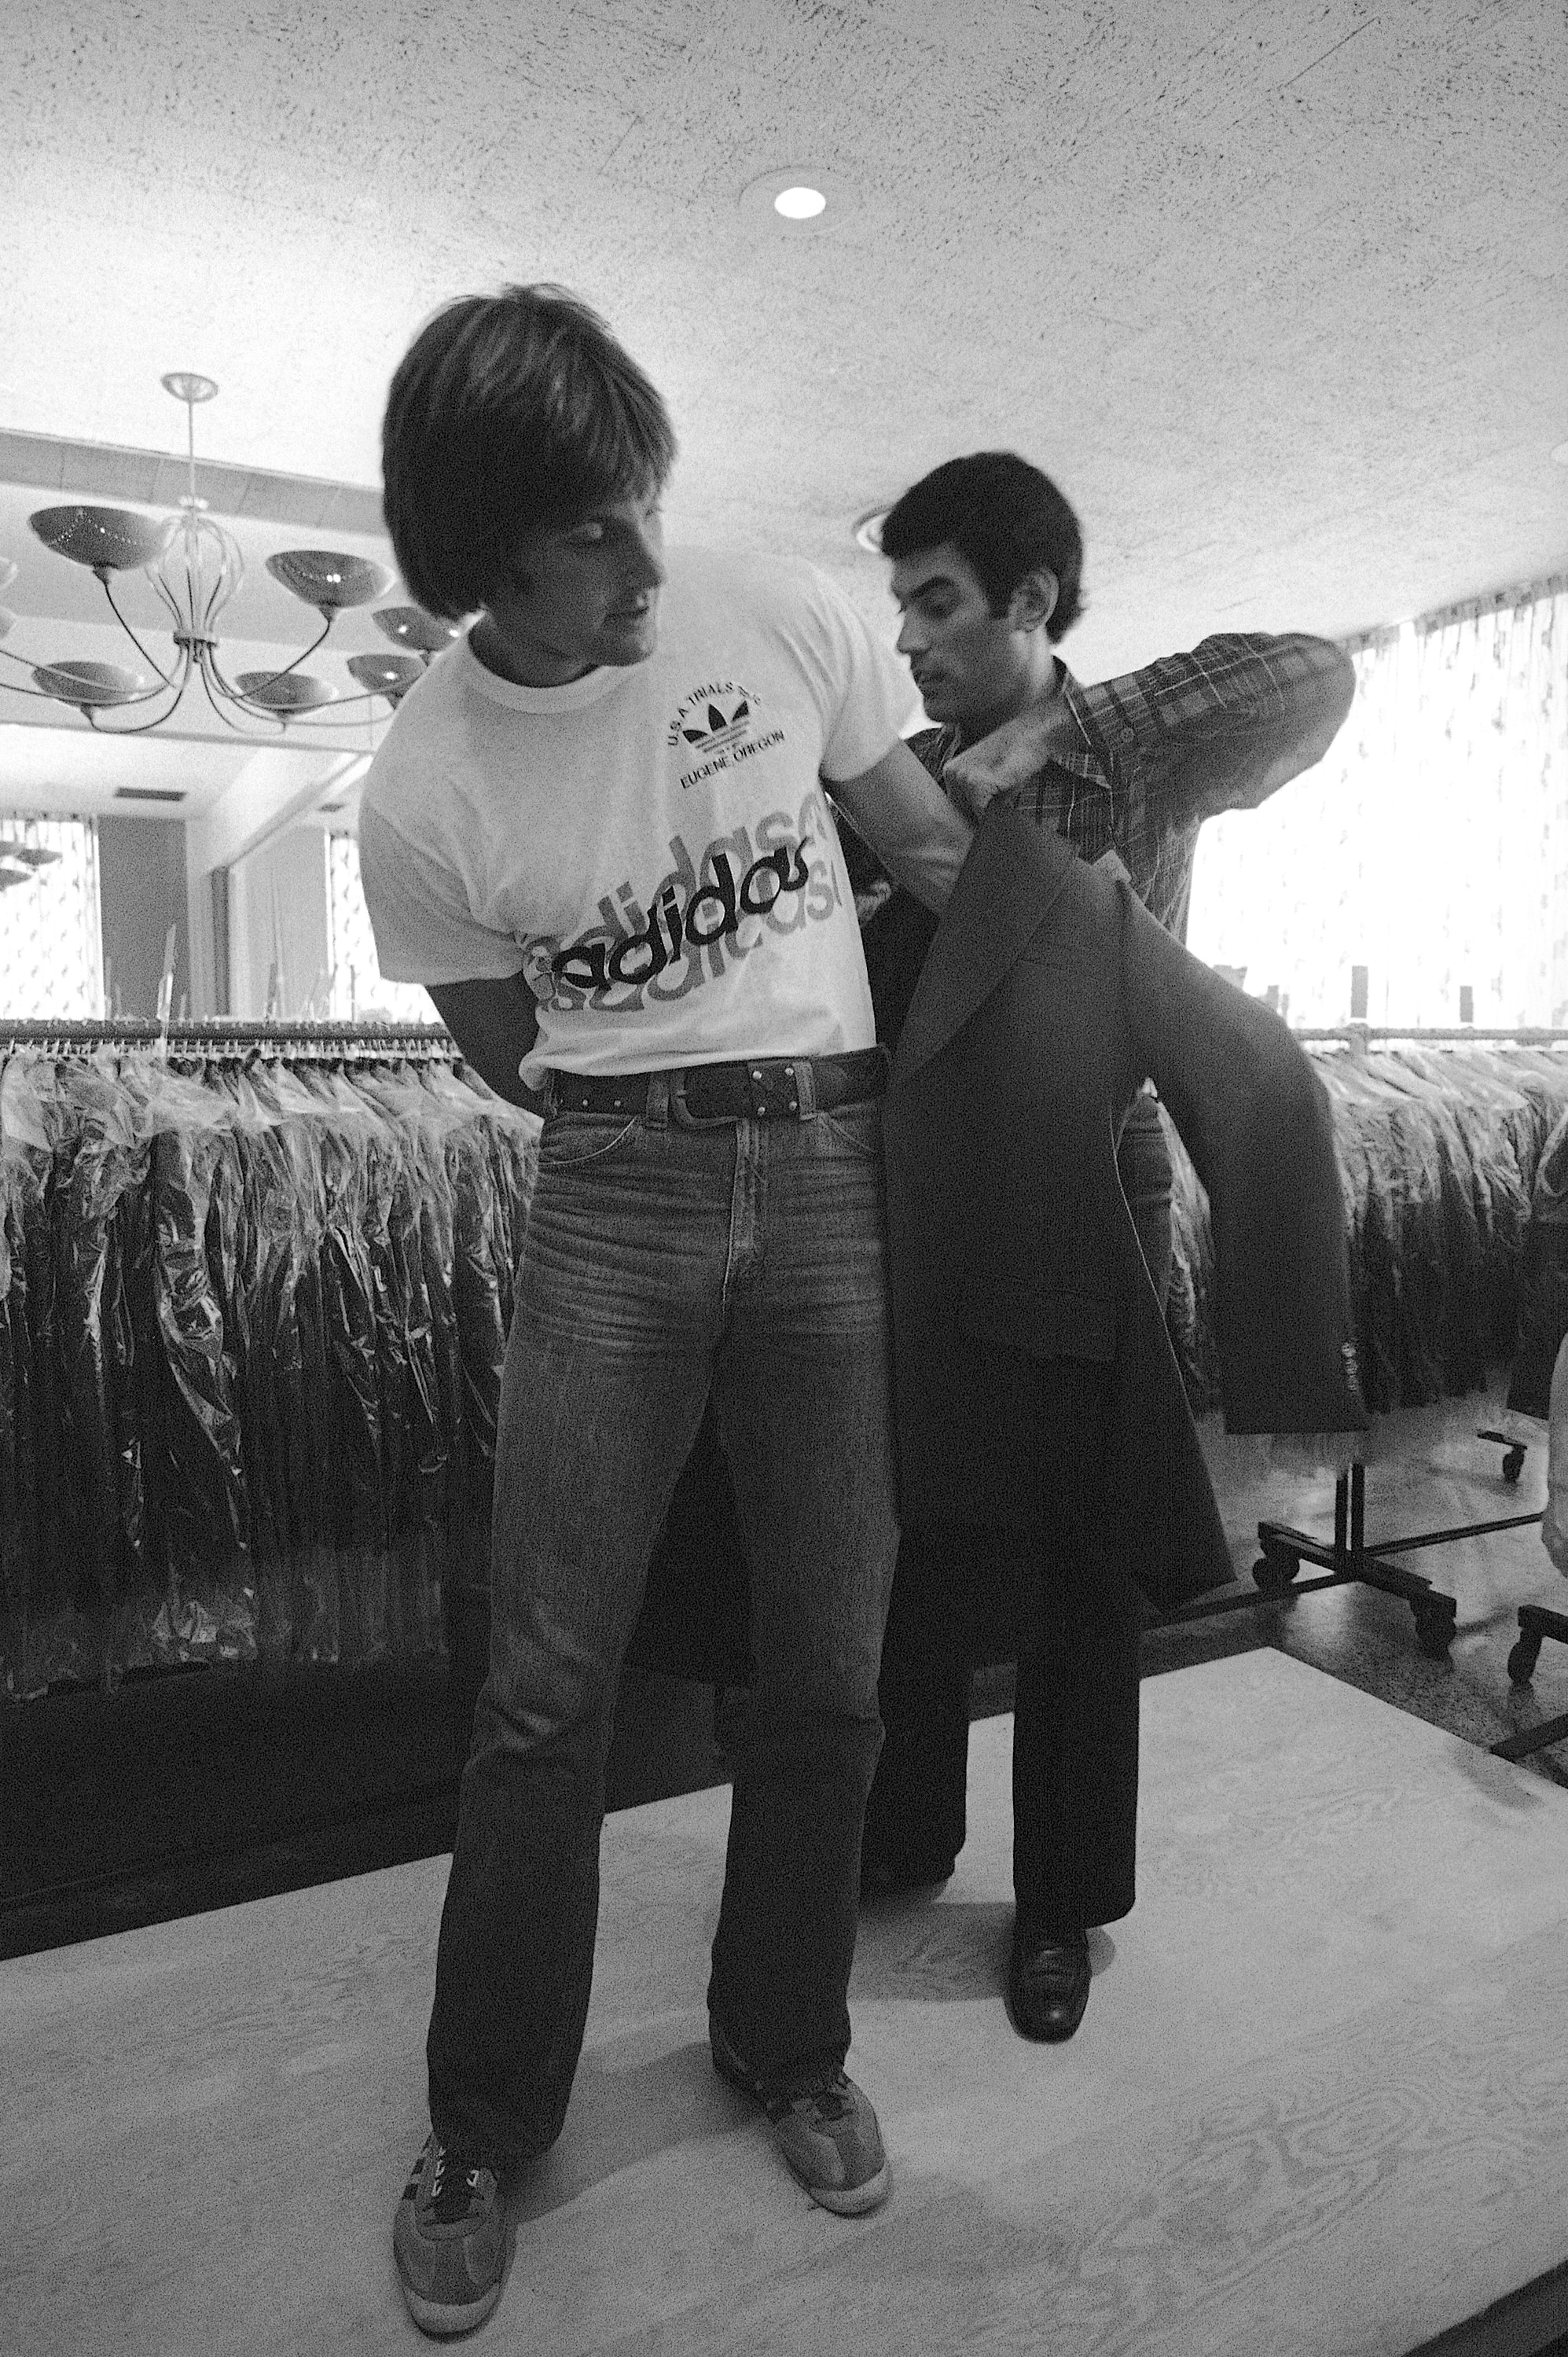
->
xmin=32 ymin=658 xmax=149 ymax=707
xmin=266 ymin=550 xmax=397 ymax=611
xmin=347 ymin=652 xmax=423 ymax=699
xmin=373 ymin=604 xmax=463 ymax=654
xmin=235 ymin=670 xmax=337 ymax=712
xmin=29 ymin=506 xmax=176 ymax=574
xmin=0 ymin=840 xmax=61 ymax=867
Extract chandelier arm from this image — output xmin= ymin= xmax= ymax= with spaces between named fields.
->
xmin=292 ymin=686 xmax=397 ymax=715
xmin=79 ymin=686 xmax=196 ymax=737
xmin=100 ymin=576 xmax=180 ymax=687
xmin=146 ymin=568 xmax=188 ymax=638
xmin=201 ymin=544 xmax=243 ymax=638
xmin=207 ymin=611 xmax=336 ymax=700
xmin=195 ymin=649 xmax=288 ymax=734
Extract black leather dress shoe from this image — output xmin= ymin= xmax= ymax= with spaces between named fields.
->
xmin=1007 ymin=1922 xmax=1091 ymax=2042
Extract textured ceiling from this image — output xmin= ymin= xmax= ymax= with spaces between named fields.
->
xmin=0 ymin=0 xmax=1565 ymax=761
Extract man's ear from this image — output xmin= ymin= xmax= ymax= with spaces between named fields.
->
xmin=1009 ymin=568 xmax=1059 ymax=635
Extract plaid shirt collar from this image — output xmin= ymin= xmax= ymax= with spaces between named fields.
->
xmin=922 ymin=661 xmax=1106 ymax=783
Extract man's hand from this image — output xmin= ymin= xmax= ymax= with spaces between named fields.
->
xmin=942 ymin=693 xmax=1082 ymax=826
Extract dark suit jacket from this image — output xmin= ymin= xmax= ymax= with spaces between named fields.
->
xmin=881 ymin=803 xmax=1367 ymax=1617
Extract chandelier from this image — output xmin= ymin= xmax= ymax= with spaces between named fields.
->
xmin=0 ymin=373 xmax=459 ymax=735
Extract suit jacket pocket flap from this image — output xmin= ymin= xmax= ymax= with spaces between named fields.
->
xmin=957 ymin=1270 xmax=1115 ymax=1363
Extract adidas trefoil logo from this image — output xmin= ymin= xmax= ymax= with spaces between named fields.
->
xmin=679 ymin=696 xmax=751 ymax=748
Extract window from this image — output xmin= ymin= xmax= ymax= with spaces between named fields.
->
xmin=1188 ymin=579 xmax=1568 ymax=1030
xmin=0 ymin=813 xmax=105 ymax=1020
xmin=326 ymin=833 xmax=437 ymax=1025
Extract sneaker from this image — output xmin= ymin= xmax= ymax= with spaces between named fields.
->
xmin=393 ymin=2131 xmax=507 ymax=2337
xmin=710 ymin=2013 xmax=890 ymax=2216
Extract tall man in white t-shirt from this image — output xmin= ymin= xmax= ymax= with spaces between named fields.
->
xmin=359 ymin=284 xmax=980 ymax=2337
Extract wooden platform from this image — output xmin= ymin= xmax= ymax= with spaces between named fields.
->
xmin=5 ymin=1650 xmax=1568 ymax=2355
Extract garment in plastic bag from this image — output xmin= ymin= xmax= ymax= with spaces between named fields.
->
xmin=1507 ymin=1101 xmax=1568 ymax=1422
xmin=130 ymin=1062 xmax=255 ymax=1665
xmin=1541 ymin=1332 xmax=1568 ymax=1576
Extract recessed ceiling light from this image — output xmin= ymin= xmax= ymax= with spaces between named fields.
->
xmin=739 ymin=166 xmax=851 ymax=228
xmin=1552 ymin=439 xmax=1568 ymax=466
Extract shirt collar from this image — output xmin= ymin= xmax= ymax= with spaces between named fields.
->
xmin=924 ymin=662 xmax=1103 ymax=783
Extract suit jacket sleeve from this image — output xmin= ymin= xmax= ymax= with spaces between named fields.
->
xmin=1118 ymin=882 xmax=1367 ymax=1436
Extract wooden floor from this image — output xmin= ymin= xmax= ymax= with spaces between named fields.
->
xmin=5 ymin=1649 xmax=1568 ymax=2357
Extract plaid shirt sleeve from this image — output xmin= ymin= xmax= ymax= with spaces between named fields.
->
xmin=1024 ymin=633 xmax=1354 ymax=934
xmin=869 ymin=635 xmax=1353 ymax=941
xmin=1077 ymin=632 xmax=1356 ymax=825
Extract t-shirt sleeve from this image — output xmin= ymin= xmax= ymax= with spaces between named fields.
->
xmin=355 ymin=796 xmax=525 ymax=987
xmin=797 ymin=565 xmax=922 ymax=783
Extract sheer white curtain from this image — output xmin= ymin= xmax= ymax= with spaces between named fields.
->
xmin=326 ymin=833 xmax=439 ymax=1024
xmin=1187 ymin=577 xmax=1568 ymax=1028
xmin=0 ymin=813 xmax=105 ymax=1020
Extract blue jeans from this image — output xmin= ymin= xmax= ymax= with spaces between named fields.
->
xmin=426 ymin=1075 xmax=901 ymax=2168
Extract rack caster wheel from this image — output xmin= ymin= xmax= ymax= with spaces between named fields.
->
xmin=1252 ymin=1550 xmax=1300 ymax=1598
xmin=1501 ymin=1446 xmax=1525 ymax=1484
xmin=1508 ymin=1634 xmax=1542 ymax=1685
xmin=1413 ymin=1603 xmax=1456 ymax=1660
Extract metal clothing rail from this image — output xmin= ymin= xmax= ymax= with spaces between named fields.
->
xmin=1166 ymin=1024 xmax=1565 ymax=1662
xmin=1294 ymin=1027 xmax=1568 ymax=1044
xmin=0 ymin=1017 xmax=457 ymax=1061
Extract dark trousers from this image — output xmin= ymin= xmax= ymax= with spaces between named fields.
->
xmin=862 ymin=1092 xmax=1173 ymax=1929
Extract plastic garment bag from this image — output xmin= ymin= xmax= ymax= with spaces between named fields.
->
xmin=1507 ymin=1100 xmax=1568 ymax=1423
xmin=1 ymin=1059 xmax=64 ymax=1695
xmin=127 ymin=1060 xmax=255 ymax=1666
xmin=46 ymin=1059 xmax=152 ymax=1686
xmin=354 ymin=1061 xmax=461 ymax=1663
xmin=238 ymin=1062 xmax=342 ymax=1663
xmin=1541 ymin=1333 xmax=1568 ymax=1576
xmin=1160 ymin=1110 xmax=1221 ymax=1416
xmin=1164 ymin=1044 xmax=1568 ymax=1422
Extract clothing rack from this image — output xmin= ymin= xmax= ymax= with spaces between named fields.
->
xmin=1168 ymin=1024 xmax=1562 ymax=1660
xmin=1 ymin=1039 xmax=534 ymax=1699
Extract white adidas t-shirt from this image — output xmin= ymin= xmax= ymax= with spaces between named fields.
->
xmin=358 ymin=546 xmax=915 ymax=1092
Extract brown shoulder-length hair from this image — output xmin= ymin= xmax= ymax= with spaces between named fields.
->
xmin=381 ymin=282 xmax=678 ymax=620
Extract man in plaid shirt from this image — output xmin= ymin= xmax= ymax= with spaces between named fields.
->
xmin=850 ymin=450 xmax=1355 ymax=2045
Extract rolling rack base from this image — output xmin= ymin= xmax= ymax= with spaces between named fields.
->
xmin=1493 ymin=1602 xmax=1568 ymax=1763
xmin=1166 ymin=1458 xmax=1544 ymax=1662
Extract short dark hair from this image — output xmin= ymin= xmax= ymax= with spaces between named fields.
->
xmin=381 ymin=283 xmax=678 ymax=619
xmin=879 ymin=452 xmax=1085 ymax=641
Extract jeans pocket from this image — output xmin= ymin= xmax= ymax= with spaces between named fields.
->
xmin=538 ymin=1112 xmax=642 ymax=1168
xmin=817 ymin=1099 xmax=884 ymax=1160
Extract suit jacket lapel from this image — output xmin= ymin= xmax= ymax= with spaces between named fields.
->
xmin=890 ymin=803 xmax=1078 ymax=1087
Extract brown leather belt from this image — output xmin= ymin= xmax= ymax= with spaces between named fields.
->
xmin=547 ymin=1047 xmax=889 ymax=1127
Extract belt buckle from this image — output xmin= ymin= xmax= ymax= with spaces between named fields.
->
xmin=669 ymin=1058 xmax=803 ymax=1127
xmin=669 ymin=1066 xmax=738 ymax=1130
xmin=744 ymin=1058 xmax=802 ymax=1121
